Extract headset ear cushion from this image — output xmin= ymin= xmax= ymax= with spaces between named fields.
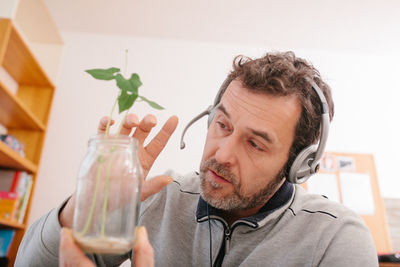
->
xmin=288 ymin=144 xmax=318 ymax=184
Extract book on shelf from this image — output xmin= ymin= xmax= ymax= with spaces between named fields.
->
xmin=0 ymin=229 xmax=15 ymax=257
xmin=0 ymin=191 xmax=18 ymax=221
xmin=15 ymin=177 xmax=33 ymax=224
xmin=0 ymin=169 xmax=18 ymax=192
xmin=0 ymin=169 xmax=33 ymax=223
xmin=0 ymin=134 xmax=25 ymax=157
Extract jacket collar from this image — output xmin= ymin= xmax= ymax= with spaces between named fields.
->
xmin=196 ymin=180 xmax=294 ymax=227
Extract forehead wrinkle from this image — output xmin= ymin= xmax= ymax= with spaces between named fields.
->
xmin=223 ymin=88 xmax=264 ymax=119
xmin=226 ymin=85 xmax=274 ymax=120
xmin=226 ymin=83 xmax=300 ymax=125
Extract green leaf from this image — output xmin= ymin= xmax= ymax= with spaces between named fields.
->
xmin=139 ymin=96 xmax=164 ymax=110
xmin=129 ymin=73 xmax=142 ymax=89
xmin=118 ymin=90 xmax=138 ymax=113
xmin=115 ymin=74 xmax=131 ymax=91
xmin=85 ymin=67 xmax=120 ymax=80
xmin=114 ymin=73 xmax=142 ymax=94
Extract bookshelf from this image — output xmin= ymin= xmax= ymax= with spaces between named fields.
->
xmin=0 ymin=17 xmax=57 ymax=266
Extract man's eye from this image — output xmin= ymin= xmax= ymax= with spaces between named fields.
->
xmin=217 ymin=121 xmax=227 ymax=129
xmin=248 ymin=140 xmax=263 ymax=151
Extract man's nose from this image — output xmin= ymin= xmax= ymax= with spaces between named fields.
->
xmin=215 ymin=135 xmax=238 ymax=166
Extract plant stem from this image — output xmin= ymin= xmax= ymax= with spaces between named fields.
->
xmin=81 ymin=92 xmax=119 ymax=237
xmin=100 ymin=149 xmax=116 ymax=236
xmin=79 ymin=160 xmax=103 ymax=236
xmin=99 ymin=108 xmax=130 ymax=234
xmin=105 ymin=97 xmax=118 ymax=137
xmin=116 ymin=111 xmax=129 ymax=136
xmin=124 ymin=49 xmax=128 ymax=76
xmin=100 ymin=106 xmax=132 ymax=234
xmin=82 ymin=50 xmax=130 ymax=240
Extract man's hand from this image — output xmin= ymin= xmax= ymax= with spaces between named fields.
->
xmin=98 ymin=114 xmax=179 ymax=200
xmin=59 ymin=114 xmax=178 ymax=227
xmin=59 ymin=227 xmax=154 ymax=267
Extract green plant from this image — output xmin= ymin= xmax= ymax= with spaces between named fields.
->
xmin=86 ymin=64 xmax=163 ymax=136
xmin=79 ymin=53 xmax=163 ymax=237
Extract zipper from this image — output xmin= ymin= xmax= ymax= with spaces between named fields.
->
xmin=198 ymin=215 xmax=257 ymax=267
xmin=215 ymin=219 xmax=257 ymax=266
xmin=224 ymin=227 xmax=231 ymax=255
xmin=222 ymin=220 xmax=253 ymax=255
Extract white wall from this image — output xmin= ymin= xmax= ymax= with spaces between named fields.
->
xmin=28 ymin=31 xmax=400 ymax=226
xmin=0 ymin=0 xmax=19 ymax=18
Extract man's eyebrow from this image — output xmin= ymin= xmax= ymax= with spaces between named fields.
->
xmin=216 ymin=104 xmax=230 ymax=118
xmin=250 ymin=129 xmax=273 ymax=144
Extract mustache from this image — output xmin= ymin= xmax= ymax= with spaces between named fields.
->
xmin=200 ymin=158 xmax=237 ymax=185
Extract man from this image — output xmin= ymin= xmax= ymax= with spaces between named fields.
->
xmin=16 ymin=51 xmax=378 ymax=266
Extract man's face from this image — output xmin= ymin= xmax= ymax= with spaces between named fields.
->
xmin=200 ymin=80 xmax=301 ymax=211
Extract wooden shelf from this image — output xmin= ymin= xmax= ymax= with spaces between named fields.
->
xmin=0 ymin=141 xmax=37 ymax=173
xmin=0 ymin=79 xmax=46 ymax=131
xmin=0 ymin=218 xmax=25 ymax=230
xmin=1 ymin=19 xmax=53 ymax=87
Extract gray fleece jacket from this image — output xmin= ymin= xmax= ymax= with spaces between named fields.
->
xmin=15 ymin=171 xmax=378 ymax=266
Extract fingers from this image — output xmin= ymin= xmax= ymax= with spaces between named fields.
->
xmin=134 ymin=227 xmax=154 ymax=267
xmin=132 ymin=115 xmax=158 ymax=144
xmin=97 ymin=114 xmax=178 ymax=172
xmin=143 ymin=116 xmax=178 ymax=162
xmin=119 ymin=113 xmax=139 ymax=135
xmin=141 ymin=175 xmax=174 ymax=201
xmin=97 ymin=116 xmax=115 ymax=134
xmin=97 ymin=114 xmax=154 ymax=137
xmin=98 ymin=114 xmax=177 ymax=140
xmin=59 ymin=228 xmax=94 ymax=267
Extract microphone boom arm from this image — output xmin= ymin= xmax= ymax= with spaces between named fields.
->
xmin=180 ymin=106 xmax=213 ymax=149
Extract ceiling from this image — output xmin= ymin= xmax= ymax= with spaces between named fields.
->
xmin=43 ymin=0 xmax=400 ymax=53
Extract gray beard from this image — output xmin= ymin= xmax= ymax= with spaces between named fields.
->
xmin=199 ymin=158 xmax=284 ymax=211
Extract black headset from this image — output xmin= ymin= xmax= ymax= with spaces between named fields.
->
xmin=180 ymin=76 xmax=330 ymax=184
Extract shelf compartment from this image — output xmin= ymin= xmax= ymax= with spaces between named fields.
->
xmin=0 ymin=19 xmax=53 ymax=87
xmin=0 ymin=79 xmax=46 ymax=131
xmin=0 ymin=141 xmax=37 ymax=173
xmin=0 ymin=218 xmax=25 ymax=230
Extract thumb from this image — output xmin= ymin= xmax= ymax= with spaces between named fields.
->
xmin=134 ymin=227 xmax=154 ymax=267
xmin=59 ymin=228 xmax=94 ymax=267
xmin=141 ymin=175 xmax=174 ymax=201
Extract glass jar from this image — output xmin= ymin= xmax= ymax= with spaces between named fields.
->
xmin=72 ymin=134 xmax=142 ymax=254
